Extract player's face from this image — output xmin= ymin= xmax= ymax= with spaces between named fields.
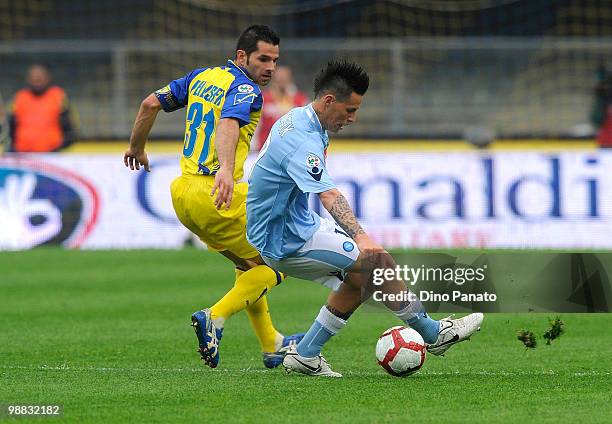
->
xmin=322 ymin=92 xmax=363 ymax=133
xmin=242 ymin=41 xmax=280 ymax=86
xmin=27 ymin=65 xmax=51 ymax=93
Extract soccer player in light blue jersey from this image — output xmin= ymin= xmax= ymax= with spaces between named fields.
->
xmin=247 ymin=61 xmax=484 ymax=377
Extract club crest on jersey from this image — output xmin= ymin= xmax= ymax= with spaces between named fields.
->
xmin=237 ymin=84 xmax=254 ymax=93
xmin=306 ymin=154 xmax=323 ymax=181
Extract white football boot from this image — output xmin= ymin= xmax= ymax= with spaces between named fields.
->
xmin=427 ymin=313 xmax=484 ymax=356
xmin=282 ymin=345 xmax=342 ymax=378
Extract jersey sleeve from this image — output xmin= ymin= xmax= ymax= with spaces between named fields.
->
xmin=154 ymin=68 xmax=205 ymax=112
xmin=282 ymin=135 xmax=336 ymax=194
xmin=220 ymin=79 xmax=262 ymax=127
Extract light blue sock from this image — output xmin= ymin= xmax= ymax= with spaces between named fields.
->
xmin=407 ymin=312 xmax=440 ymax=344
xmin=296 ymin=321 xmax=334 ymax=358
xmin=296 ymin=306 xmax=347 ymax=358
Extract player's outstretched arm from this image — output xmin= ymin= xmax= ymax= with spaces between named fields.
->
xmin=211 ymin=118 xmax=240 ymax=210
xmin=319 ymin=188 xmax=385 ymax=259
xmin=124 ymin=93 xmax=162 ymax=172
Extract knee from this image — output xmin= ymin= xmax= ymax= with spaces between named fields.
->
xmin=343 ymin=273 xmax=365 ymax=290
xmin=235 ymin=265 xmax=283 ymax=289
xmin=375 ymin=251 xmax=396 ymax=269
xmin=355 ymin=250 xmax=396 ymax=273
xmin=244 ymin=255 xmax=265 ymax=269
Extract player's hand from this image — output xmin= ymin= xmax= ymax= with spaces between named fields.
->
xmin=211 ymin=168 xmax=234 ymax=210
xmin=124 ymin=148 xmax=151 ymax=172
xmin=354 ymin=233 xmax=388 ymax=265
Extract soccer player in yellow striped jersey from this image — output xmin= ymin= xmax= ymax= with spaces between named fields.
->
xmin=156 ymin=59 xmax=259 ymax=180
xmin=124 ymin=25 xmax=304 ymax=369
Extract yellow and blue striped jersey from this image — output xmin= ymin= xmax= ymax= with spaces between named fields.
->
xmin=154 ymin=60 xmax=263 ymax=180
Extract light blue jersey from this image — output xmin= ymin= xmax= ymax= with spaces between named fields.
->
xmin=246 ymin=104 xmax=336 ymax=260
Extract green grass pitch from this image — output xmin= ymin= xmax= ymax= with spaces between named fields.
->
xmin=1 ymin=249 xmax=611 ymax=423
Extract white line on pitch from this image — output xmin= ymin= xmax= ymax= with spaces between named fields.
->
xmin=1 ymin=365 xmax=610 ymax=377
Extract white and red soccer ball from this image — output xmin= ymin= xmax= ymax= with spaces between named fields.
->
xmin=375 ymin=326 xmax=426 ymax=377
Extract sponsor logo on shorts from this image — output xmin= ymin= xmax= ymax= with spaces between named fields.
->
xmin=343 ymin=241 xmax=355 ymax=252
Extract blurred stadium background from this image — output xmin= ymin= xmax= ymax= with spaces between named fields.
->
xmin=2 ymin=0 xmax=612 ymax=139
xmin=2 ymin=0 xmax=612 ymax=251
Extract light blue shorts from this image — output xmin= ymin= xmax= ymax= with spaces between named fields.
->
xmin=262 ymin=218 xmax=361 ymax=291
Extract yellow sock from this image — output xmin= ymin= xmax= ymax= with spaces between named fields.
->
xmin=245 ymin=295 xmax=279 ymax=353
xmin=210 ymin=266 xmax=283 ymax=353
xmin=246 ymin=270 xmax=287 ymax=352
xmin=209 ymin=265 xmax=281 ymax=323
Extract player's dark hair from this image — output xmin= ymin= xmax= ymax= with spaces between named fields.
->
xmin=314 ymin=60 xmax=369 ymax=100
xmin=236 ymin=25 xmax=280 ymax=56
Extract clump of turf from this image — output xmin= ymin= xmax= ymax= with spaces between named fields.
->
xmin=517 ymin=330 xmax=537 ymax=349
xmin=543 ymin=317 xmax=565 ymax=345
